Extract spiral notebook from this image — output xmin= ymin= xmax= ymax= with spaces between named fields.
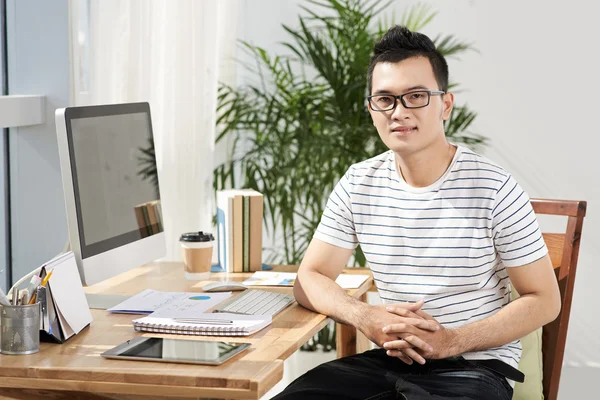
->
xmin=132 ymin=312 xmax=271 ymax=336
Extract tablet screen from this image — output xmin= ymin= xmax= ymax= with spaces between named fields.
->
xmin=103 ymin=337 xmax=250 ymax=365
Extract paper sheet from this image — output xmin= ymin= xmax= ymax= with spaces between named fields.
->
xmin=47 ymin=252 xmax=93 ymax=335
xmin=108 ymin=289 xmax=232 ymax=315
xmin=334 ymin=274 xmax=370 ymax=289
xmin=55 ymin=304 xmax=75 ymax=338
xmin=243 ymin=271 xmax=370 ymax=289
xmin=243 ymin=272 xmax=297 ymax=287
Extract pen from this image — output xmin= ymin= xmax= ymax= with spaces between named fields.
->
xmin=20 ymin=289 xmax=29 ymax=306
xmin=25 ymin=275 xmax=41 ymax=304
xmin=11 ymin=287 xmax=19 ymax=306
xmin=173 ymin=318 xmax=234 ymax=325
xmin=40 ymin=271 xmax=53 ymax=287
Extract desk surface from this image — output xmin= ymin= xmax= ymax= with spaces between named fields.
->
xmin=0 ymin=263 xmax=372 ymax=400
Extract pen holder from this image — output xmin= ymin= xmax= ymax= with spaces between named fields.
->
xmin=0 ymin=302 xmax=41 ymax=355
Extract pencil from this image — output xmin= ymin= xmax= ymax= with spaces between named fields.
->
xmin=40 ymin=271 xmax=53 ymax=287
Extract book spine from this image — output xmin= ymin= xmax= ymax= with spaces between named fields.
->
xmin=134 ymin=205 xmax=148 ymax=238
xmin=243 ymin=196 xmax=250 ymax=272
xmin=150 ymin=200 xmax=163 ymax=232
xmin=216 ymin=191 xmax=229 ymax=272
xmin=146 ymin=202 xmax=159 ymax=234
xmin=232 ymin=195 xmax=243 ymax=273
xmin=249 ymin=193 xmax=263 ymax=272
xmin=226 ymin=195 xmax=234 ymax=272
xmin=141 ymin=204 xmax=153 ymax=235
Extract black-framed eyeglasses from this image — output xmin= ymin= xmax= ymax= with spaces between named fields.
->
xmin=367 ymin=90 xmax=445 ymax=112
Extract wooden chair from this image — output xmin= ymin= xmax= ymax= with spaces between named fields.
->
xmin=337 ymin=198 xmax=587 ymax=399
xmin=530 ymin=199 xmax=586 ymax=400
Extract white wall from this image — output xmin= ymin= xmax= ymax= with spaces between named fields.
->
xmin=237 ymin=0 xmax=600 ymax=396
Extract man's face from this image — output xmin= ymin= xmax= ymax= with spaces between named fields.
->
xmin=368 ymin=57 xmax=454 ymax=154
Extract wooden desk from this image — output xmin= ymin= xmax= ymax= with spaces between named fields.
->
xmin=0 ymin=263 xmax=372 ymax=400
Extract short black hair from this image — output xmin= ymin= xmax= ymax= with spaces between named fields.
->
xmin=368 ymin=25 xmax=448 ymax=94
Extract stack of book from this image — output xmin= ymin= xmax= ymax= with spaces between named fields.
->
xmin=134 ymin=200 xmax=163 ymax=236
xmin=216 ymin=189 xmax=263 ymax=273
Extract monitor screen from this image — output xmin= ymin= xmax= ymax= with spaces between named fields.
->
xmin=65 ymin=103 xmax=162 ymax=259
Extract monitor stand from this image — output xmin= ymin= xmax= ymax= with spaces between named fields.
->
xmin=85 ymin=293 xmax=131 ymax=310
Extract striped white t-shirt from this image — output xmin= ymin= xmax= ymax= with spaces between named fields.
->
xmin=314 ymin=145 xmax=548 ymax=371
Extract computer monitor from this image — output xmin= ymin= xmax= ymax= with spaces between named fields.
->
xmin=55 ymin=102 xmax=166 ymax=286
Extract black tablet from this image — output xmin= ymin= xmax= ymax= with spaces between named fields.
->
xmin=101 ymin=337 xmax=251 ymax=365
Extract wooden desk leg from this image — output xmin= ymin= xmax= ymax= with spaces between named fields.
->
xmin=336 ymin=321 xmax=356 ymax=359
xmin=336 ymin=293 xmax=368 ymax=359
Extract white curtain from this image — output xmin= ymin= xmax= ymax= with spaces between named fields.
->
xmin=70 ymin=0 xmax=238 ymax=261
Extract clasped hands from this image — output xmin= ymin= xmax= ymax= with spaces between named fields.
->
xmin=360 ymin=301 xmax=457 ymax=365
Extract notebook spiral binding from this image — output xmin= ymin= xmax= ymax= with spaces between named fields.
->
xmin=133 ymin=320 xmax=247 ymax=336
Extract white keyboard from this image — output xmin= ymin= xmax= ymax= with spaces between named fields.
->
xmin=213 ymin=289 xmax=295 ymax=316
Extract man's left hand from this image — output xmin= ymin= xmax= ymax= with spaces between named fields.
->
xmin=382 ymin=307 xmax=459 ymax=360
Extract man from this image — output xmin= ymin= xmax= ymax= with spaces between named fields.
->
xmin=273 ymin=25 xmax=561 ymax=400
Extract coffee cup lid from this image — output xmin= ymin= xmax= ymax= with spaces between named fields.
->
xmin=180 ymin=231 xmax=214 ymax=242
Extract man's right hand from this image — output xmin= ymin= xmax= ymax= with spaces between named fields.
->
xmin=357 ymin=301 xmax=438 ymax=365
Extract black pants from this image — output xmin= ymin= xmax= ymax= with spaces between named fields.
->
xmin=272 ymin=349 xmax=513 ymax=400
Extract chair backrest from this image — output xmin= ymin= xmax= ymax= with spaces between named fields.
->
xmin=530 ymin=199 xmax=586 ymax=400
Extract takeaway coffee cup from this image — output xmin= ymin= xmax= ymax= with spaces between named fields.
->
xmin=180 ymin=231 xmax=215 ymax=280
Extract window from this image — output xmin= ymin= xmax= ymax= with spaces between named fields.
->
xmin=0 ymin=0 xmax=9 ymax=291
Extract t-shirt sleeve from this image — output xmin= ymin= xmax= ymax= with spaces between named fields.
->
xmin=492 ymin=174 xmax=548 ymax=267
xmin=313 ymin=168 xmax=358 ymax=250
